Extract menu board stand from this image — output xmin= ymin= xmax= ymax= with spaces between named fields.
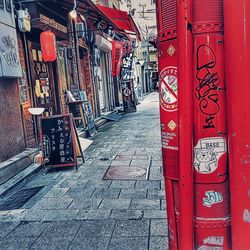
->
xmin=40 ymin=114 xmax=85 ymax=174
xmin=68 ymin=100 xmax=87 ymax=128
xmin=122 ymin=80 xmax=137 ymax=113
xmin=82 ymin=100 xmax=97 ymax=137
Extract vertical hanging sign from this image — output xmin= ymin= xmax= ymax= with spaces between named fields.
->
xmin=121 ymin=52 xmax=136 ymax=113
xmin=69 ymin=20 xmax=80 ymax=87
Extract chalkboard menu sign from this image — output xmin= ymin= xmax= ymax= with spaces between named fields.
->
xmin=40 ymin=114 xmax=77 ymax=168
xmin=122 ymin=80 xmax=137 ymax=113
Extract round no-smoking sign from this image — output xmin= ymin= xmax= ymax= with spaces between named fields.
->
xmin=159 ymin=66 xmax=178 ymax=112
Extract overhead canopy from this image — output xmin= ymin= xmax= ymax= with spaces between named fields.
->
xmin=58 ymin=0 xmax=131 ymax=40
xmin=17 ymin=0 xmax=120 ymax=31
xmin=96 ymin=4 xmax=141 ymax=41
xmin=17 ymin=0 xmax=138 ymax=41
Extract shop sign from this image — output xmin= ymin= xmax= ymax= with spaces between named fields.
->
xmin=39 ymin=14 xmax=67 ymax=34
xmin=69 ymin=26 xmax=80 ymax=88
xmin=0 ymin=0 xmax=22 ymax=78
xmin=0 ymin=23 xmax=22 ymax=78
xmin=122 ymin=52 xmax=133 ymax=69
xmin=121 ymin=67 xmax=132 ymax=81
xmin=121 ymin=52 xmax=134 ymax=81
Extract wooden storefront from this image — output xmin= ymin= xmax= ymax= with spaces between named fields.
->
xmin=17 ymin=1 xmax=94 ymax=146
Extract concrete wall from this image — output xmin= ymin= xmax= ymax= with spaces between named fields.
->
xmin=0 ymin=78 xmax=25 ymax=162
xmin=110 ymin=0 xmax=120 ymax=9
xmin=91 ymin=0 xmax=109 ymax=6
xmin=91 ymin=0 xmax=119 ymax=9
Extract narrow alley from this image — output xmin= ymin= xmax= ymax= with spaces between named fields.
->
xmin=0 ymin=93 xmax=168 ymax=250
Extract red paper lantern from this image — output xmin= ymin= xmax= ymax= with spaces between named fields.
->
xmin=40 ymin=31 xmax=57 ymax=62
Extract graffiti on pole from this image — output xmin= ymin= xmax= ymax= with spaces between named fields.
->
xmin=195 ymin=45 xmax=221 ymax=129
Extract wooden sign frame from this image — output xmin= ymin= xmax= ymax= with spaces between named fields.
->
xmin=40 ymin=113 xmax=84 ymax=173
xmin=122 ymin=79 xmax=137 ymax=113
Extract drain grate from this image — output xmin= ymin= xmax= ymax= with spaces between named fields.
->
xmin=100 ymin=157 xmax=110 ymax=161
xmin=0 ymin=186 xmax=44 ymax=211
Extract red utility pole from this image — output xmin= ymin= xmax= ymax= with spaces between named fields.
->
xmin=192 ymin=1 xmax=231 ymax=249
xmin=177 ymin=0 xmax=194 ymax=249
xmin=157 ymin=1 xmax=250 ymax=248
xmin=156 ymin=0 xmax=179 ymax=249
xmin=224 ymin=1 xmax=250 ymax=249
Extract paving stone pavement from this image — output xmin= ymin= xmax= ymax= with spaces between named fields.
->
xmin=0 ymin=93 xmax=168 ymax=249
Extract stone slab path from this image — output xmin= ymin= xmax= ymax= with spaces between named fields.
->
xmin=0 ymin=92 xmax=168 ymax=249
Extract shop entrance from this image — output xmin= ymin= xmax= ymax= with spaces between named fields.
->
xmin=30 ymin=43 xmax=61 ymax=116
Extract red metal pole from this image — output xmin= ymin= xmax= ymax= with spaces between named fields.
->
xmin=165 ymin=179 xmax=178 ymax=250
xmin=177 ymin=0 xmax=194 ymax=249
xmin=224 ymin=1 xmax=250 ymax=249
xmin=192 ymin=1 xmax=231 ymax=249
xmin=156 ymin=1 xmax=179 ymax=248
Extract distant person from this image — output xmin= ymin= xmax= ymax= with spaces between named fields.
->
xmin=156 ymin=81 xmax=159 ymax=92
xmin=137 ymin=82 xmax=142 ymax=100
xmin=153 ymin=79 xmax=157 ymax=91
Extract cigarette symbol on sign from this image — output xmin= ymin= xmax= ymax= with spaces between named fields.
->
xmin=160 ymin=66 xmax=178 ymax=112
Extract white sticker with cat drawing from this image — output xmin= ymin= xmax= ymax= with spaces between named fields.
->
xmin=194 ymin=137 xmax=227 ymax=174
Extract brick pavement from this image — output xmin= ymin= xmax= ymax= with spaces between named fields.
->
xmin=0 ymin=92 xmax=168 ymax=249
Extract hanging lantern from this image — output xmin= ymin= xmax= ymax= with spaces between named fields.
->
xmin=40 ymin=31 xmax=57 ymax=62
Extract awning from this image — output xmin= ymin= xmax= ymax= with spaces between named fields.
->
xmin=96 ymin=5 xmax=141 ymax=41
xmin=19 ymin=0 xmax=121 ymax=35
xmin=58 ymin=0 xmax=130 ymax=40
xmin=58 ymin=0 xmax=120 ymax=30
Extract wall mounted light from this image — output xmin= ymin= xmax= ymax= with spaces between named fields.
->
xmin=76 ymin=22 xmax=86 ymax=38
xmin=28 ymin=107 xmax=45 ymax=148
xmin=28 ymin=107 xmax=45 ymax=116
xmin=69 ymin=0 xmax=77 ymax=19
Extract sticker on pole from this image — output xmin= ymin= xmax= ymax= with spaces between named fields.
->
xmin=194 ymin=137 xmax=227 ymax=174
xmin=159 ymin=66 xmax=178 ymax=112
xmin=167 ymin=45 xmax=176 ymax=56
xmin=168 ymin=120 xmax=177 ymax=131
xmin=203 ymin=190 xmax=223 ymax=207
